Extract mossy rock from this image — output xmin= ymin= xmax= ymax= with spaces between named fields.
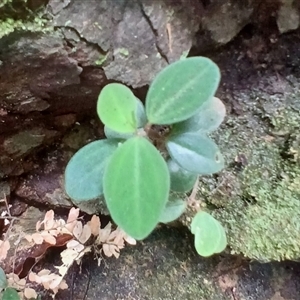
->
xmin=194 ymin=74 xmax=300 ymax=262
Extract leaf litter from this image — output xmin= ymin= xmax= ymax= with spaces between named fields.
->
xmin=0 ymin=200 xmax=136 ymax=299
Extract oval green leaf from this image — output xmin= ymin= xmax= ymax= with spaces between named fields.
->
xmin=191 ymin=211 xmax=227 ymax=257
xmin=104 ymin=126 xmax=134 ymax=140
xmin=172 ymin=97 xmax=226 ymax=134
xmin=159 ymin=197 xmax=186 ymax=223
xmin=103 ymin=136 xmax=170 ymax=240
xmin=166 ymin=133 xmax=224 ymax=175
xmin=0 ymin=267 xmax=7 ymax=291
xmin=146 ymin=57 xmax=220 ymax=125
xmin=167 ymin=159 xmax=197 ymax=193
xmin=104 ymin=98 xmax=147 ymax=139
xmin=97 ymin=83 xmax=138 ymax=133
xmin=65 ymin=139 xmax=119 ymax=202
xmin=2 ymin=288 xmax=20 ymax=300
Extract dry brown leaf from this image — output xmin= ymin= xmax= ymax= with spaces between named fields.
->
xmin=35 ymin=220 xmax=42 ymax=232
xmin=102 ymin=243 xmax=112 ymax=257
xmin=61 ymin=248 xmax=80 ymax=266
xmin=0 ymin=239 xmax=10 ymax=260
xmin=103 ymin=244 xmax=120 ymax=258
xmin=31 ymin=233 xmax=44 ymax=244
xmin=65 ymin=208 xmax=80 ymax=233
xmin=98 ymin=222 xmax=112 ymax=243
xmin=49 ymin=276 xmax=62 ymax=290
xmin=38 ymin=269 xmax=51 ymax=276
xmin=88 ymin=215 xmax=100 ymax=236
xmin=72 ymin=221 xmax=83 ymax=240
xmin=24 ymin=287 xmax=37 ymax=299
xmin=123 ymin=234 xmax=137 ymax=245
xmin=67 ymin=208 xmax=80 ymax=224
xmin=78 ymin=224 xmax=91 ymax=244
xmin=28 ymin=272 xmax=37 ymax=282
xmin=7 ymin=273 xmax=26 ymax=290
xmin=41 ymin=232 xmax=56 ymax=245
xmin=66 ymin=240 xmax=85 ymax=253
xmin=43 ymin=210 xmax=55 ymax=231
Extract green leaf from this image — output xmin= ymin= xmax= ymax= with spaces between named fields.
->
xmin=104 ymin=126 xmax=134 ymax=140
xmin=159 ymin=197 xmax=186 ymax=223
xmin=172 ymin=97 xmax=226 ymax=134
xmin=166 ymin=133 xmax=224 ymax=175
xmin=65 ymin=139 xmax=119 ymax=201
xmin=191 ymin=211 xmax=227 ymax=257
xmin=97 ymin=83 xmax=138 ymax=133
xmin=146 ymin=57 xmax=220 ymax=125
xmin=0 ymin=267 xmax=7 ymax=291
xmin=167 ymin=159 xmax=197 ymax=193
xmin=2 ymin=287 xmax=20 ymax=300
xmin=135 ymin=98 xmax=147 ymax=128
xmin=103 ymin=136 xmax=170 ymax=240
xmin=104 ymin=98 xmax=147 ymax=139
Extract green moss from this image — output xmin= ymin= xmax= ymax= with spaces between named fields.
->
xmin=0 ymin=16 xmax=49 ymax=38
xmin=0 ymin=0 xmax=50 ymax=39
xmin=95 ymin=53 xmax=109 ymax=66
xmin=189 ymin=78 xmax=300 ymax=261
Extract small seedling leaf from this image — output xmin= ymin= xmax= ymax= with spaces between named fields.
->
xmin=172 ymin=97 xmax=226 ymax=134
xmin=159 ymin=197 xmax=186 ymax=223
xmin=167 ymin=158 xmax=198 ymax=193
xmin=97 ymin=83 xmax=138 ymax=133
xmin=104 ymin=126 xmax=134 ymax=140
xmin=191 ymin=211 xmax=227 ymax=257
xmin=65 ymin=139 xmax=119 ymax=201
xmin=166 ymin=133 xmax=224 ymax=175
xmin=2 ymin=287 xmax=20 ymax=300
xmin=104 ymin=136 xmax=170 ymax=240
xmin=104 ymin=98 xmax=147 ymax=139
xmin=135 ymin=98 xmax=147 ymax=128
xmin=146 ymin=57 xmax=220 ymax=125
xmin=0 ymin=267 xmax=7 ymax=291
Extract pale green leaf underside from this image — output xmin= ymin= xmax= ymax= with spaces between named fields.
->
xmin=97 ymin=83 xmax=138 ymax=133
xmin=103 ymin=136 xmax=170 ymax=240
xmin=0 ymin=267 xmax=7 ymax=291
xmin=65 ymin=139 xmax=119 ymax=201
xmin=146 ymin=57 xmax=220 ymax=125
xmin=166 ymin=133 xmax=224 ymax=175
xmin=159 ymin=197 xmax=186 ymax=223
xmin=172 ymin=97 xmax=226 ymax=134
xmin=191 ymin=211 xmax=227 ymax=257
xmin=167 ymin=158 xmax=197 ymax=193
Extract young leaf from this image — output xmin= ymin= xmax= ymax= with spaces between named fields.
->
xmin=191 ymin=211 xmax=227 ymax=257
xmin=166 ymin=133 xmax=224 ymax=175
xmin=65 ymin=139 xmax=119 ymax=201
xmin=0 ymin=267 xmax=7 ymax=291
xmin=97 ymin=83 xmax=138 ymax=133
xmin=135 ymin=97 xmax=147 ymax=128
xmin=167 ymin=158 xmax=198 ymax=193
xmin=104 ymin=126 xmax=134 ymax=140
xmin=103 ymin=136 xmax=170 ymax=240
xmin=159 ymin=197 xmax=186 ymax=223
xmin=171 ymin=97 xmax=226 ymax=134
xmin=104 ymin=98 xmax=147 ymax=139
xmin=146 ymin=57 xmax=220 ymax=125
xmin=2 ymin=287 xmax=20 ymax=300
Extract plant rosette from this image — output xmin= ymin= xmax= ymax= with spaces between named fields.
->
xmin=65 ymin=57 xmax=227 ymax=256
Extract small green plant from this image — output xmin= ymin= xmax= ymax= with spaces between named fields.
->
xmin=65 ymin=57 xmax=227 ymax=257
